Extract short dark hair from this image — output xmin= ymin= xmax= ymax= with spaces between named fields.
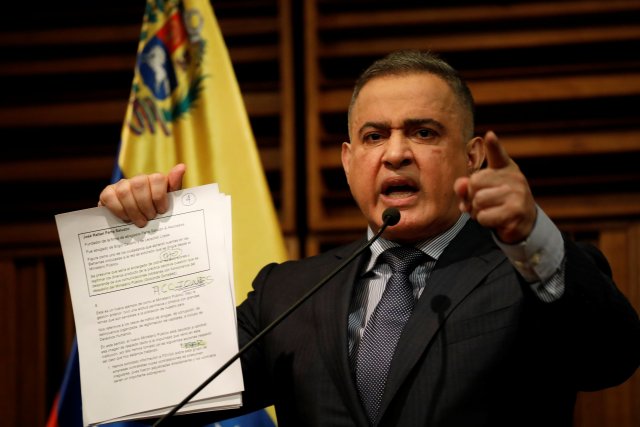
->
xmin=348 ymin=50 xmax=475 ymax=139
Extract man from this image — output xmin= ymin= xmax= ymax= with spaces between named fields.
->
xmin=99 ymin=50 xmax=640 ymax=426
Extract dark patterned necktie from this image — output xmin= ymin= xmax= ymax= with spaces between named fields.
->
xmin=355 ymin=246 xmax=427 ymax=423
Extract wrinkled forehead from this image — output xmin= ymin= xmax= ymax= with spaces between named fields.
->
xmin=348 ymin=73 xmax=470 ymax=136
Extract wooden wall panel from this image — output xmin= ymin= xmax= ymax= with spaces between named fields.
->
xmin=0 ymin=260 xmax=18 ymax=426
xmin=0 ymin=257 xmax=53 ymax=426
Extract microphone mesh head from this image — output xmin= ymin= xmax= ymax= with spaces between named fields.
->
xmin=382 ymin=208 xmax=401 ymax=226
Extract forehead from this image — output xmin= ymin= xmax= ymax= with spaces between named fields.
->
xmin=350 ymin=73 xmax=463 ymax=131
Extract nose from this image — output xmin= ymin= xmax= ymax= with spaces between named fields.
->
xmin=382 ymin=130 xmax=413 ymax=169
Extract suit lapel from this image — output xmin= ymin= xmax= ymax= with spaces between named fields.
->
xmin=313 ymin=238 xmax=371 ymax=427
xmin=377 ymin=221 xmax=506 ymax=420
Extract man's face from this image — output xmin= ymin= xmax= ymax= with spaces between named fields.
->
xmin=342 ymin=73 xmax=483 ymax=243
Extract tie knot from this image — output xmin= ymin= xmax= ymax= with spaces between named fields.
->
xmin=380 ymin=246 xmax=427 ymax=276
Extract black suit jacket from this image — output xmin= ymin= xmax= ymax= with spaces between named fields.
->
xmin=184 ymin=220 xmax=640 ymax=427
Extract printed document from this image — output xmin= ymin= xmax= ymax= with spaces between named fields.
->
xmin=55 ymin=184 xmax=243 ymax=426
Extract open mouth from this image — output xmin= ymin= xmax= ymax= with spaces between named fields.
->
xmin=381 ymin=178 xmax=418 ymax=198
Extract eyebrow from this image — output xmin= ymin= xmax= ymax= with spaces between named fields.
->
xmin=357 ymin=118 xmax=445 ymax=137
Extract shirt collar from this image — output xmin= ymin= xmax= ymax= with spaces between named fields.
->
xmin=363 ymin=212 xmax=470 ymax=273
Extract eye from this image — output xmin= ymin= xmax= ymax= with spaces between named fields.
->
xmin=411 ymin=128 xmax=437 ymax=142
xmin=362 ymin=132 xmax=386 ymax=145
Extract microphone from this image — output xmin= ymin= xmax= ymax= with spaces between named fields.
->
xmin=382 ymin=207 xmax=401 ymax=226
xmin=153 ymin=208 xmax=401 ymax=426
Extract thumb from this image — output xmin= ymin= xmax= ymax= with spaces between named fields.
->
xmin=168 ymin=163 xmax=186 ymax=192
xmin=483 ymin=131 xmax=511 ymax=170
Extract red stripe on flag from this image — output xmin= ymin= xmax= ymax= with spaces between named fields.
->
xmin=156 ymin=11 xmax=187 ymax=54
xmin=45 ymin=394 xmax=60 ymax=427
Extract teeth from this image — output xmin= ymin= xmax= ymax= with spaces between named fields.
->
xmin=387 ymin=191 xmax=414 ymax=198
xmin=385 ymin=185 xmax=416 ymax=196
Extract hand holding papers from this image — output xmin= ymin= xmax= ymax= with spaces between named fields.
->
xmin=55 ymin=184 xmax=243 ymax=426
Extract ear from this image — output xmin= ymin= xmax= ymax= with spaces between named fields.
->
xmin=465 ymin=136 xmax=485 ymax=173
xmin=341 ymin=141 xmax=352 ymax=180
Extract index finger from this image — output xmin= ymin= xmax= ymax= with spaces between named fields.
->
xmin=98 ymin=183 xmax=129 ymax=221
xmin=483 ymin=131 xmax=511 ymax=170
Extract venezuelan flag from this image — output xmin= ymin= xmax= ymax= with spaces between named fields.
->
xmin=47 ymin=0 xmax=286 ymax=425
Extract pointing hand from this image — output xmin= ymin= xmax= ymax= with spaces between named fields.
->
xmin=454 ymin=131 xmax=536 ymax=244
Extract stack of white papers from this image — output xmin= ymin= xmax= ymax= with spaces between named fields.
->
xmin=55 ymin=184 xmax=243 ymax=426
